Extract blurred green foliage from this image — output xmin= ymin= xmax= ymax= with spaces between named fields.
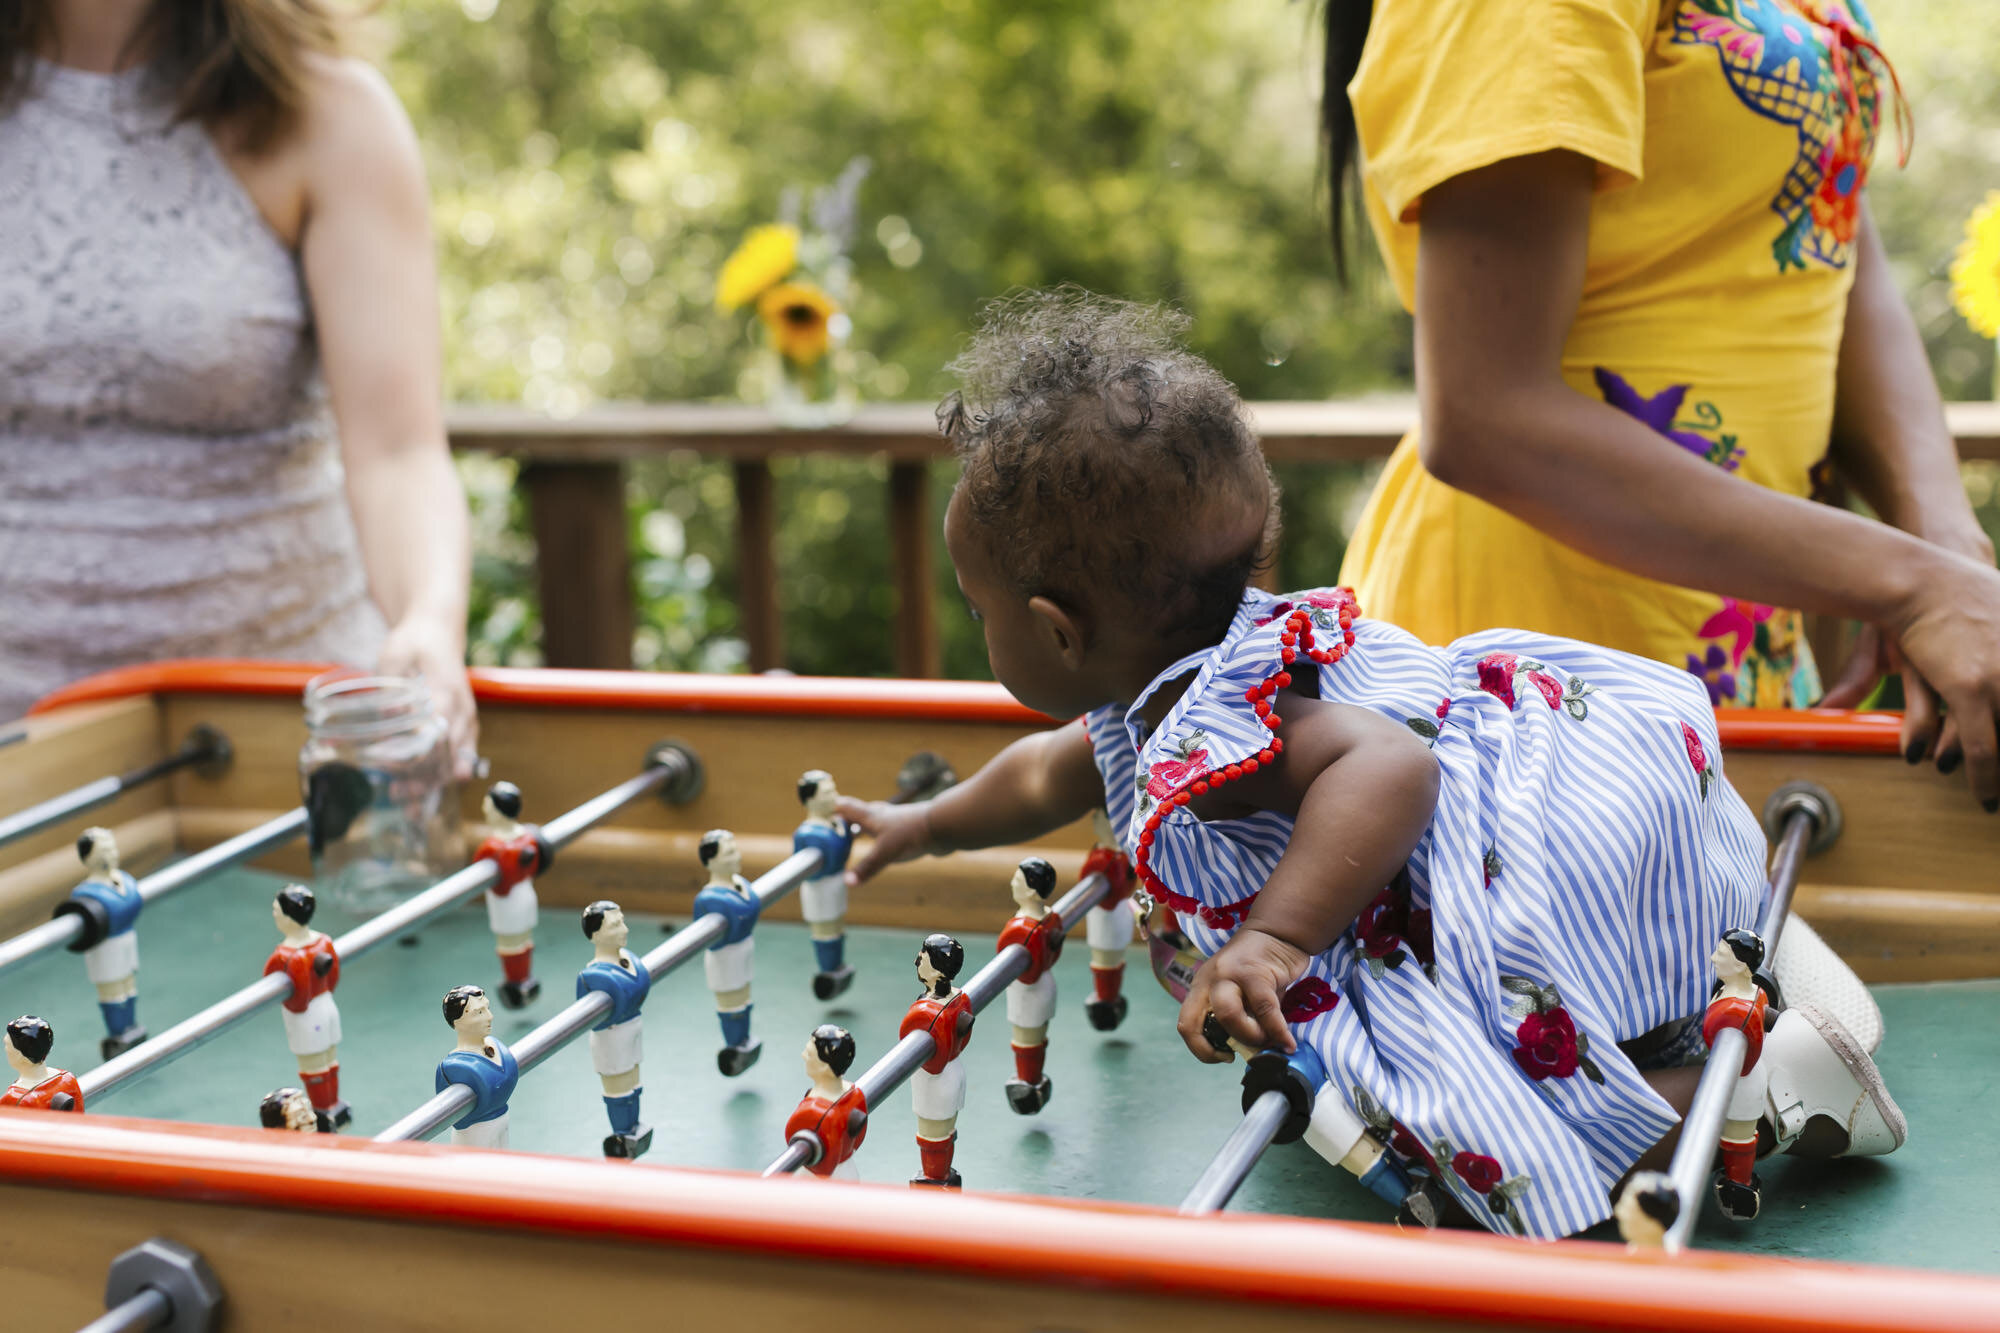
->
xmin=381 ymin=0 xmax=1998 ymax=677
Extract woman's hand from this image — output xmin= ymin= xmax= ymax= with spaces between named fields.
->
xmin=1884 ymin=549 xmax=2000 ymax=809
xmin=835 ymin=797 xmax=938 ymax=886
xmin=378 ymin=614 xmax=479 ymax=778
xmin=1176 ymin=927 xmax=1309 ymax=1063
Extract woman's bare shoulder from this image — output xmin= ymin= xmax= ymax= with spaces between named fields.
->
xmin=289 ymin=54 xmax=427 ymax=221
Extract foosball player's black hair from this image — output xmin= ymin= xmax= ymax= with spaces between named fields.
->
xmin=581 ymin=900 xmax=620 ymax=938
xmin=1721 ymin=927 xmax=1765 ymax=970
xmin=1019 ymin=856 xmax=1057 ymax=899
xmin=921 ymin=933 xmax=965 ymax=979
xmin=6 ymin=1015 xmax=54 ymax=1065
xmin=75 ymin=830 xmax=97 ymax=861
xmin=276 ymin=883 xmax=316 ymax=925
xmin=697 ymin=830 xmax=729 ymax=865
xmin=797 ymin=770 xmax=832 ymax=804
xmin=259 ymin=1087 xmax=304 ymax=1128
xmin=1633 ymin=1183 xmax=1681 ymax=1230
xmin=487 ymin=781 xmax=524 ymax=820
xmin=442 ymin=985 xmax=486 ymax=1027
xmin=812 ymin=1024 xmax=857 ymax=1076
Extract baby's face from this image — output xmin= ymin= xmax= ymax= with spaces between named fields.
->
xmin=945 ymin=490 xmax=1092 ymax=719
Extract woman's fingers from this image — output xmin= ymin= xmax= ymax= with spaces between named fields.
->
xmin=1950 ymin=694 xmax=2000 ymax=811
xmin=1817 ymin=625 xmax=1884 ymax=709
xmin=1899 ymin=667 xmax=1942 ymax=765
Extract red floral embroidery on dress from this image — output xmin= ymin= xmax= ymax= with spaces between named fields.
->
xmin=1476 ymin=651 xmax=1597 ymax=721
xmin=1476 ymin=652 xmax=1519 ymax=709
xmin=1680 ymin=721 xmax=1714 ymax=799
xmin=1511 ymin=1008 xmax=1581 ymax=1081
xmin=1452 ymin=1151 xmax=1505 ymax=1194
xmin=1499 ymin=975 xmax=1606 ymax=1084
xmin=1131 ymin=593 xmax=1360 ymax=912
xmin=1280 ymin=976 xmax=1340 ymax=1023
xmin=1146 ymin=734 xmax=1212 ymax=800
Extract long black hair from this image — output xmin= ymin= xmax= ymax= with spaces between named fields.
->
xmin=1320 ymin=0 xmax=1375 ymax=279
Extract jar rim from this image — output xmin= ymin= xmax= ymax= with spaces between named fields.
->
xmin=303 ymin=671 xmax=436 ymax=739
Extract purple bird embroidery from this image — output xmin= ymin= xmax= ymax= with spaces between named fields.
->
xmin=1594 ymin=368 xmax=1744 ymax=471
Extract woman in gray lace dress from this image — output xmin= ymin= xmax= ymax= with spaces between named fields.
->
xmin=0 ymin=0 xmax=475 ymax=760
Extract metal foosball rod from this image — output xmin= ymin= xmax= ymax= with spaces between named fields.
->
xmin=1654 ymin=781 xmax=1835 ymax=1252
xmin=0 ymin=807 xmax=309 ymax=980
xmin=763 ymin=868 xmax=1111 ymax=1178
xmin=0 ymin=726 xmax=231 ymax=853
xmin=374 ymin=847 xmax=822 ymax=1144
xmin=80 ymin=745 xmax=702 ymax=1105
xmin=1179 ymin=1083 xmax=1294 ymax=1214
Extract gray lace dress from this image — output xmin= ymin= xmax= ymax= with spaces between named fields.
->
xmin=0 ymin=60 xmax=385 ymax=720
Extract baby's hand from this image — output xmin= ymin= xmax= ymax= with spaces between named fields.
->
xmin=837 ymin=797 xmax=937 ymax=886
xmin=1176 ymin=927 xmax=1308 ymax=1063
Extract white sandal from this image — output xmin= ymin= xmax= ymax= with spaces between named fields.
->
xmin=1771 ymin=916 xmax=1883 ymax=1054
xmin=1762 ymin=1002 xmax=1907 ymax=1160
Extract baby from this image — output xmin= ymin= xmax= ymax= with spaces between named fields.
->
xmin=843 ymin=289 xmax=1905 ymax=1237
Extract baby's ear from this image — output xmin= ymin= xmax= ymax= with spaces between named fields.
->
xmin=1027 ymin=594 xmax=1090 ymax=671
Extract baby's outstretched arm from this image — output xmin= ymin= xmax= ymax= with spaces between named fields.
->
xmin=836 ymin=718 xmax=1103 ymax=885
xmin=1179 ymin=694 xmax=1440 ymax=1062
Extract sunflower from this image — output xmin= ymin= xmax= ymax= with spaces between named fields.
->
xmin=1950 ymin=190 xmax=2000 ymax=339
xmin=757 ymin=281 xmax=840 ymax=366
xmin=715 ymin=224 xmax=800 ymax=312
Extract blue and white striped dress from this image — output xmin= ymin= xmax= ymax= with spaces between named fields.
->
xmin=1083 ymin=587 xmax=1767 ymax=1238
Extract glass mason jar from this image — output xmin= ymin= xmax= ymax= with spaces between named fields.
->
xmin=298 ymin=672 xmax=461 ymax=915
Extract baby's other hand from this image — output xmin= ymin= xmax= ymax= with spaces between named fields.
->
xmin=1176 ymin=927 xmax=1308 ymax=1063
xmin=837 ymin=797 xmax=937 ymax=886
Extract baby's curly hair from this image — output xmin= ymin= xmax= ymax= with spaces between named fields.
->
xmin=940 ymin=288 xmax=1276 ymax=646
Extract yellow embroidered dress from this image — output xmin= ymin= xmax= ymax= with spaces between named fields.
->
xmin=1338 ymin=0 xmax=1901 ymax=708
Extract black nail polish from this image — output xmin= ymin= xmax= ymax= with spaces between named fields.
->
xmin=1985 ymin=797 xmax=1999 ymax=815
xmin=1905 ymin=740 xmax=1927 ymax=764
xmin=1939 ymin=749 xmax=1963 ymax=775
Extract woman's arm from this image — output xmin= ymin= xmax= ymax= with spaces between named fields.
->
xmin=1818 ymin=205 xmax=1996 ymax=768
xmin=1413 ymin=151 xmax=2000 ymax=809
xmin=297 ymin=60 xmax=476 ymax=768
xmin=837 ymin=718 xmax=1104 ymax=884
xmin=1179 ymin=697 xmax=1439 ymax=1060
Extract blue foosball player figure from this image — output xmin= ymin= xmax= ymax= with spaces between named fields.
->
xmin=792 ymin=770 xmax=857 ymax=1000
xmin=55 ymin=827 xmax=147 ymax=1059
xmin=693 ymin=829 xmax=762 ymax=1076
xmin=577 ymin=900 xmax=653 ymax=1158
xmin=435 ymin=985 xmax=518 ymax=1149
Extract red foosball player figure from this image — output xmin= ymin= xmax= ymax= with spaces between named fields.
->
xmin=902 ymin=933 xmax=973 ymax=1189
xmin=474 ymin=782 xmax=552 ymax=1009
xmin=1703 ymin=929 xmax=1771 ymax=1221
xmin=1080 ymin=809 xmax=1135 ymax=1031
xmin=263 ymin=884 xmax=349 ymax=1128
xmin=1 ymin=1016 xmax=82 ymax=1112
xmin=783 ymin=1024 xmax=868 ymax=1181
xmin=998 ymin=857 xmax=1062 ymax=1115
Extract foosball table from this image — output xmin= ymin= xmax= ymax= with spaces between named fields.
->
xmin=1 ymin=661 xmax=1996 ymax=1331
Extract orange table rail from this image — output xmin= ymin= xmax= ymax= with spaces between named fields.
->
xmin=26 ymin=657 xmax=1909 ymax=753
xmin=1 ymin=1112 xmax=1996 ymax=1333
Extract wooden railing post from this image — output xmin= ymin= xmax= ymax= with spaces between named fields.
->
xmin=734 ymin=460 xmax=783 ymax=673
xmin=522 ymin=461 xmax=633 ymax=669
xmin=889 ymin=461 xmax=942 ymax=678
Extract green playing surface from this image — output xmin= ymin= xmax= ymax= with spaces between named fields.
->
xmin=5 ymin=864 xmax=1995 ymax=1275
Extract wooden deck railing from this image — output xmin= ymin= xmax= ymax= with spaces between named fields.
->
xmin=448 ymin=399 xmax=2000 ymax=674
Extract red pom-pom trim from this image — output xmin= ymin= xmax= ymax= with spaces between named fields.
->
xmin=1130 ymin=590 xmax=1361 ymax=908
